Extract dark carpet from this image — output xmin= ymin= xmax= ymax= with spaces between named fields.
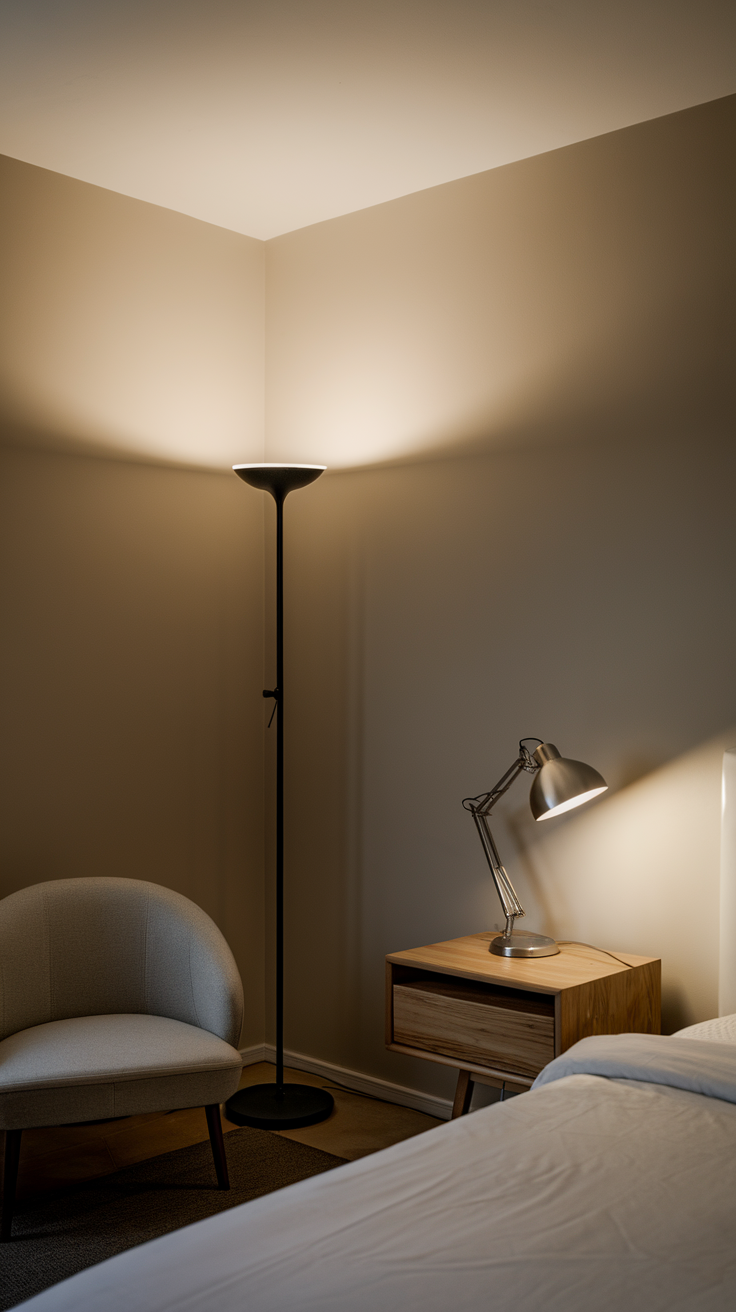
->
xmin=1 ymin=1128 xmax=348 ymax=1310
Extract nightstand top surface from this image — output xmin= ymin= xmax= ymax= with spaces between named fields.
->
xmin=387 ymin=933 xmax=659 ymax=993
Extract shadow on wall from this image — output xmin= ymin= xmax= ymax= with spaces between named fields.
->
xmin=0 ymin=417 xmax=207 ymax=472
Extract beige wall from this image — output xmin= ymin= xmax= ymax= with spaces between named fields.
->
xmin=266 ymin=95 xmax=736 ymax=1098
xmin=0 ymin=159 xmax=267 ymax=1044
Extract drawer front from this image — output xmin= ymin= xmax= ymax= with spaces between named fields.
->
xmin=393 ymin=983 xmax=554 ymax=1079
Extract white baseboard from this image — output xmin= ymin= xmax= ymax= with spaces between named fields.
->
xmin=239 ymin=1043 xmax=269 ymax=1065
xmin=238 ymin=1043 xmax=453 ymax=1121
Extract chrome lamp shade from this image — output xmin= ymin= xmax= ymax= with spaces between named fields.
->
xmin=463 ymin=739 xmax=607 ymax=958
xmin=530 ymin=742 xmax=607 ymax=821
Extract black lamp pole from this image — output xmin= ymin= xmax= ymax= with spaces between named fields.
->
xmin=225 ymin=463 xmax=334 ymax=1131
xmin=274 ymin=483 xmax=285 ymax=1090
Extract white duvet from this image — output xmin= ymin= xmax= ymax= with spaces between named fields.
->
xmin=19 ymin=1036 xmax=736 ymax=1311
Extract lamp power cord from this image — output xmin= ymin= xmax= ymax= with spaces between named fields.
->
xmin=557 ymin=940 xmax=634 ymax=969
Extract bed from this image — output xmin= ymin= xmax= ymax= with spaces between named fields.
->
xmin=18 ymin=1020 xmax=736 ymax=1311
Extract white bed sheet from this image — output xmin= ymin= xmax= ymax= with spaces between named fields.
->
xmin=19 ymin=1054 xmax=736 ymax=1312
xmin=533 ymin=1032 xmax=736 ymax=1101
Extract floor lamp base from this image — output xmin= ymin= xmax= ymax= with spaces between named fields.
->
xmin=225 ymin=1083 xmax=335 ymax=1131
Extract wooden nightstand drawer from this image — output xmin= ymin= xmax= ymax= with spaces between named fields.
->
xmin=386 ymin=934 xmax=661 ymax=1114
xmin=394 ymin=977 xmax=554 ymax=1080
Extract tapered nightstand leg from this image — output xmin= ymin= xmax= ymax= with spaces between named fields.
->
xmin=452 ymin=1069 xmax=474 ymax=1118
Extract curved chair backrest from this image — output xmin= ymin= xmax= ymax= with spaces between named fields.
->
xmin=0 ymin=878 xmax=243 ymax=1047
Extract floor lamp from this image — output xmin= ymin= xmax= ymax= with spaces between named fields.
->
xmin=225 ymin=463 xmax=334 ymax=1131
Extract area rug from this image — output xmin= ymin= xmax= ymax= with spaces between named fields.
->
xmin=1 ymin=1128 xmax=348 ymax=1310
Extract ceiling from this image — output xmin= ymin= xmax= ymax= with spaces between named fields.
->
xmin=0 ymin=0 xmax=734 ymax=240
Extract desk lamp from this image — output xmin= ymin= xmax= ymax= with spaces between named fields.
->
xmin=463 ymin=738 xmax=607 ymax=958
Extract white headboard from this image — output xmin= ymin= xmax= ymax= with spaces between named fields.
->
xmin=720 ymin=748 xmax=736 ymax=1015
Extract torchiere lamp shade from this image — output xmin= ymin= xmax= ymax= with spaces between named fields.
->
xmin=530 ymin=743 xmax=608 ymax=821
xmin=233 ymin=464 xmax=325 ymax=497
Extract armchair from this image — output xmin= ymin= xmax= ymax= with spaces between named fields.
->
xmin=0 ymin=877 xmax=244 ymax=1241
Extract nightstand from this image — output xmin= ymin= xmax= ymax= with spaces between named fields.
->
xmin=386 ymin=933 xmax=661 ymax=1117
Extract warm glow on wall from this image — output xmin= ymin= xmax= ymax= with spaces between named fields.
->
xmin=264 ymin=99 xmax=730 ymax=471
xmin=2 ymin=97 xmax=730 ymax=474
xmin=507 ymin=731 xmax=736 ymax=1029
xmin=0 ymin=155 xmax=265 ymax=469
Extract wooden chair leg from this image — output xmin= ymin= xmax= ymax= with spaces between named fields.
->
xmin=451 ymin=1069 xmax=474 ymax=1119
xmin=205 ymin=1105 xmax=230 ymax=1190
xmin=1 ymin=1129 xmax=22 ymax=1242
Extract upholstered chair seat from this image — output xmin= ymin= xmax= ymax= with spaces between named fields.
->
xmin=0 ymin=877 xmax=245 ymax=1241
xmin=0 ymin=1014 xmax=242 ymax=1129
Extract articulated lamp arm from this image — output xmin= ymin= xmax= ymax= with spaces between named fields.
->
xmin=463 ymin=738 xmax=607 ymax=958
xmin=462 ymin=742 xmax=541 ymax=940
